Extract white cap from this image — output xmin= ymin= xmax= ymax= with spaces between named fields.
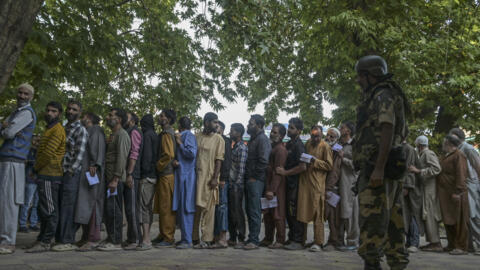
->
xmin=415 ymin=135 xmax=428 ymax=146
xmin=17 ymin=83 xmax=35 ymax=95
xmin=328 ymin=127 xmax=341 ymax=139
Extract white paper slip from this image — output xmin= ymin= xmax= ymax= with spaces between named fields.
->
xmin=261 ymin=196 xmax=278 ymax=209
xmin=86 ymin=172 xmax=99 ymax=186
xmin=326 ymin=191 xmax=340 ymax=207
xmin=332 ymin=143 xmax=343 ymax=152
xmin=107 ymin=188 xmax=118 ymax=198
xmin=300 ymin=153 xmax=313 ymax=163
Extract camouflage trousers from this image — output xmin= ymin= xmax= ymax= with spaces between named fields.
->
xmin=357 ymin=172 xmax=409 ymax=270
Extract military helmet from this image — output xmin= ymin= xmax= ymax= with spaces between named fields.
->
xmin=355 ymin=55 xmax=388 ymax=77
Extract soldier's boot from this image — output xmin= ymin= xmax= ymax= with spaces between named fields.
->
xmin=364 ymin=261 xmax=382 ymax=270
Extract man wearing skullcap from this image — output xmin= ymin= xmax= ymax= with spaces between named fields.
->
xmin=0 ymin=83 xmax=37 ymax=254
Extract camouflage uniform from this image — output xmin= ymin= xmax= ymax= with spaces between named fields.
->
xmin=353 ymin=79 xmax=409 ymax=270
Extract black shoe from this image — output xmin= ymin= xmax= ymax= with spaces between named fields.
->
xmin=30 ymin=226 xmax=40 ymax=232
xmin=364 ymin=261 xmax=382 ymax=270
xmin=19 ymin=227 xmax=29 ymax=233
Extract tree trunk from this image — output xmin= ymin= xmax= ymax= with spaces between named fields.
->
xmin=0 ymin=0 xmax=44 ymax=94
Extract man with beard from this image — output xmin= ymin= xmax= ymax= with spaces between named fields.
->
xmin=260 ymin=123 xmax=287 ymax=248
xmin=137 ymin=114 xmax=158 ymax=251
xmin=153 ymin=109 xmax=177 ymax=247
xmin=53 ymin=100 xmax=88 ymax=252
xmin=276 ymin=117 xmax=307 ymax=251
xmin=97 ymin=108 xmax=131 ymax=251
xmin=193 ymin=112 xmax=224 ymax=249
xmin=227 ymin=123 xmax=248 ymax=248
xmin=244 ymin=114 xmax=271 ymax=250
xmin=121 ymin=112 xmax=142 ymax=250
xmin=75 ymin=112 xmax=106 ymax=251
xmin=408 ymin=135 xmax=442 ymax=252
xmin=0 ymin=83 xmax=37 ymax=255
xmin=337 ymin=121 xmax=359 ymax=251
xmin=323 ymin=127 xmax=342 ymax=251
xmin=26 ymin=101 xmax=66 ymax=253
xmin=172 ymin=117 xmax=197 ymax=249
xmin=212 ymin=121 xmax=232 ymax=248
xmin=296 ymin=126 xmax=332 ymax=252
xmin=449 ymin=128 xmax=480 ymax=255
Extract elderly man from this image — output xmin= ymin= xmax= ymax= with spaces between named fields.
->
xmin=409 ymin=135 xmax=442 ymax=252
xmin=323 ymin=127 xmax=342 ymax=251
xmin=449 ymin=128 xmax=480 ymax=255
xmin=0 ymin=83 xmax=36 ymax=255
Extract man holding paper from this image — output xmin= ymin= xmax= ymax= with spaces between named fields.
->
xmin=323 ymin=127 xmax=343 ymax=251
xmin=75 ymin=112 xmax=106 ymax=251
xmin=296 ymin=125 xmax=333 ymax=252
xmin=260 ymin=124 xmax=287 ymax=249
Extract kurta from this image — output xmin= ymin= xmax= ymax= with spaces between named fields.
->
xmin=418 ymin=148 xmax=442 ymax=242
xmin=437 ymin=149 xmax=469 ymax=226
xmin=297 ymin=140 xmax=333 ymax=223
xmin=401 ymin=143 xmax=424 ymax=235
xmin=195 ymin=132 xmax=225 ymax=208
xmin=266 ymin=143 xmax=287 ymax=220
xmin=173 ymin=130 xmax=198 ymax=213
xmin=338 ymin=140 xmax=358 ymax=219
xmin=75 ymin=125 xmax=106 ymax=225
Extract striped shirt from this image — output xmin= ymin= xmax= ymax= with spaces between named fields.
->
xmin=63 ymin=120 xmax=88 ymax=174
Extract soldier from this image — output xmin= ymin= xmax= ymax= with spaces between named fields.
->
xmin=352 ymin=55 xmax=409 ymax=270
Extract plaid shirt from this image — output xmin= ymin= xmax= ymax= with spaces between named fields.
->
xmin=229 ymin=140 xmax=248 ymax=186
xmin=63 ymin=120 xmax=88 ymax=174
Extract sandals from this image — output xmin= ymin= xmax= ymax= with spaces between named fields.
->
xmin=449 ymin=249 xmax=467 ymax=255
xmin=76 ymin=242 xmax=97 ymax=252
xmin=0 ymin=246 xmax=15 ymax=255
xmin=193 ymin=241 xmax=212 ymax=249
xmin=136 ymin=242 xmax=153 ymax=251
xmin=210 ymin=242 xmax=228 ymax=249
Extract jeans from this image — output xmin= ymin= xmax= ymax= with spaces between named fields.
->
xmin=214 ymin=182 xmax=229 ymax=235
xmin=56 ymin=171 xmax=81 ymax=244
xmin=245 ymin=180 xmax=264 ymax=245
xmin=19 ymin=183 xmax=39 ymax=228
xmin=406 ymin=217 xmax=420 ymax=248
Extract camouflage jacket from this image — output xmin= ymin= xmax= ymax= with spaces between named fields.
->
xmin=353 ymin=80 xmax=407 ymax=171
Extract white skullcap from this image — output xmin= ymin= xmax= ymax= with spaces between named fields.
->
xmin=415 ymin=135 xmax=428 ymax=146
xmin=328 ymin=127 xmax=341 ymax=139
xmin=17 ymin=83 xmax=35 ymax=95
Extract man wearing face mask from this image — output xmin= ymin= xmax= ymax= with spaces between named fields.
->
xmin=26 ymin=101 xmax=66 ymax=253
xmin=323 ymin=127 xmax=343 ymax=251
xmin=0 ymin=83 xmax=37 ymax=255
xmin=243 ymin=114 xmax=271 ymax=250
xmin=75 ymin=112 xmax=106 ymax=251
xmin=97 ymin=108 xmax=131 ymax=251
xmin=260 ymin=123 xmax=287 ymax=249
xmin=296 ymin=126 xmax=333 ymax=252
xmin=52 ymin=100 xmax=88 ymax=252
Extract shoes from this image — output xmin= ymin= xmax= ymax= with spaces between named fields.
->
xmin=407 ymin=246 xmax=418 ymax=253
xmin=51 ymin=243 xmax=77 ymax=252
xmin=336 ymin=245 xmax=357 ymax=251
xmin=0 ymin=245 xmax=15 ymax=255
xmin=30 ymin=226 xmax=40 ymax=232
xmin=309 ymin=244 xmax=322 ymax=252
xmin=227 ymin=240 xmax=236 ymax=247
xmin=19 ymin=227 xmax=29 ymax=233
xmin=420 ymin=243 xmax=443 ymax=252
xmin=268 ymin=242 xmax=284 ymax=249
xmin=243 ymin=242 xmax=259 ymax=250
xmin=136 ymin=242 xmax=153 ymax=251
xmin=176 ymin=242 xmax=193 ymax=249
xmin=97 ymin=242 xmax=122 ymax=251
xmin=193 ymin=241 xmax=212 ymax=249
xmin=449 ymin=248 xmax=467 ymax=255
xmin=25 ymin=242 xmax=51 ymax=253
xmin=151 ymin=236 xmax=164 ymax=245
xmin=259 ymin=239 xmax=272 ymax=247
xmin=364 ymin=261 xmax=382 ymax=270
xmin=234 ymin=242 xmax=245 ymax=249
xmin=123 ymin=243 xmax=138 ymax=250
xmin=154 ymin=241 xmax=173 ymax=248
xmin=322 ymin=244 xmax=335 ymax=252
xmin=76 ymin=242 xmax=98 ymax=252
xmin=284 ymin=242 xmax=304 ymax=250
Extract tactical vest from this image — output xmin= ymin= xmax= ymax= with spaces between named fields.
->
xmin=0 ymin=106 xmax=37 ymax=161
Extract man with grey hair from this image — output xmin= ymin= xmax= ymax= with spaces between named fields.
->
xmin=323 ymin=127 xmax=343 ymax=251
xmin=449 ymin=128 xmax=480 ymax=255
xmin=0 ymin=83 xmax=36 ymax=254
xmin=408 ymin=135 xmax=442 ymax=252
